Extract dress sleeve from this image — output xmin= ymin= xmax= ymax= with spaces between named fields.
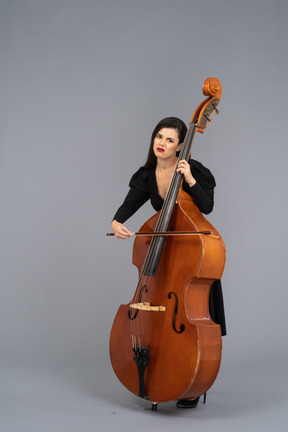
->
xmin=112 ymin=168 xmax=150 ymax=223
xmin=182 ymin=159 xmax=216 ymax=214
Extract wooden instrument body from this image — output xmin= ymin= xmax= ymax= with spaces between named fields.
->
xmin=109 ymin=190 xmax=226 ymax=402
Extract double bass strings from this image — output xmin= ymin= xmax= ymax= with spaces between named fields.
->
xmin=139 ymin=124 xmax=195 ymax=277
xmin=129 ymin=123 xmax=197 ymax=352
xmin=130 ymin=155 xmax=180 ymax=349
xmin=130 ymin=273 xmax=150 ymax=350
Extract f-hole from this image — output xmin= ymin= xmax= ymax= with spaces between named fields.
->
xmin=168 ymin=291 xmax=185 ymax=334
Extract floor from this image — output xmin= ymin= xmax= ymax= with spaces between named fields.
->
xmin=1 ymin=360 xmax=287 ymax=432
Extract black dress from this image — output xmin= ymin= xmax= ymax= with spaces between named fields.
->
xmin=113 ymin=159 xmax=226 ymax=336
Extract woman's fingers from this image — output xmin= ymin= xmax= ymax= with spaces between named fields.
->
xmin=111 ymin=220 xmax=132 ymax=239
xmin=177 ymin=160 xmax=196 ymax=187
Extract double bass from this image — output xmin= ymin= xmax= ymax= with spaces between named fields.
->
xmin=109 ymin=78 xmax=226 ymax=409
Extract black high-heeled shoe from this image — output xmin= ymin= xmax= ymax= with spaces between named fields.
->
xmin=176 ymin=397 xmax=200 ymax=408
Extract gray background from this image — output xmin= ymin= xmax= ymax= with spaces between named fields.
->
xmin=1 ymin=0 xmax=287 ymax=431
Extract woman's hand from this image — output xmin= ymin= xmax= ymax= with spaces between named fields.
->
xmin=111 ymin=220 xmax=132 ymax=239
xmin=177 ymin=160 xmax=196 ymax=187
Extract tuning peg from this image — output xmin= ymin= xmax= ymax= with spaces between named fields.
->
xmin=212 ymin=102 xmax=220 ymax=115
xmin=204 ymin=113 xmax=213 ymax=125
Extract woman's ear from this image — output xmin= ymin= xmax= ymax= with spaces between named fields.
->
xmin=176 ymin=142 xmax=183 ymax=152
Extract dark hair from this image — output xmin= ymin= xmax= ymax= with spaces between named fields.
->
xmin=143 ymin=117 xmax=187 ymax=169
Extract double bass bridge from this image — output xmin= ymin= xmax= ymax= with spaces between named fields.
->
xmin=130 ymin=302 xmax=166 ymax=312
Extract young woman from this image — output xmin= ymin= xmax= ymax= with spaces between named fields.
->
xmin=111 ymin=117 xmax=226 ymax=408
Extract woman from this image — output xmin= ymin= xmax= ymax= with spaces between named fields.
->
xmin=111 ymin=117 xmax=226 ymax=408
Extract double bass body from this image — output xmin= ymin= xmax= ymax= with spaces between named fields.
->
xmin=110 ymin=189 xmax=226 ymax=403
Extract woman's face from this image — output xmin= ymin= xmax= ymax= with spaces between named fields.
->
xmin=153 ymin=128 xmax=182 ymax=161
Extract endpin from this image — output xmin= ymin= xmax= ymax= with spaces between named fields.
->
xmin=151 ymin=402 xmax=158 ymax=411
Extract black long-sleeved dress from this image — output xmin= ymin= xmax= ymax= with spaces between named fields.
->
xmin=113 ymin=159 xmax=226 ymax=336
